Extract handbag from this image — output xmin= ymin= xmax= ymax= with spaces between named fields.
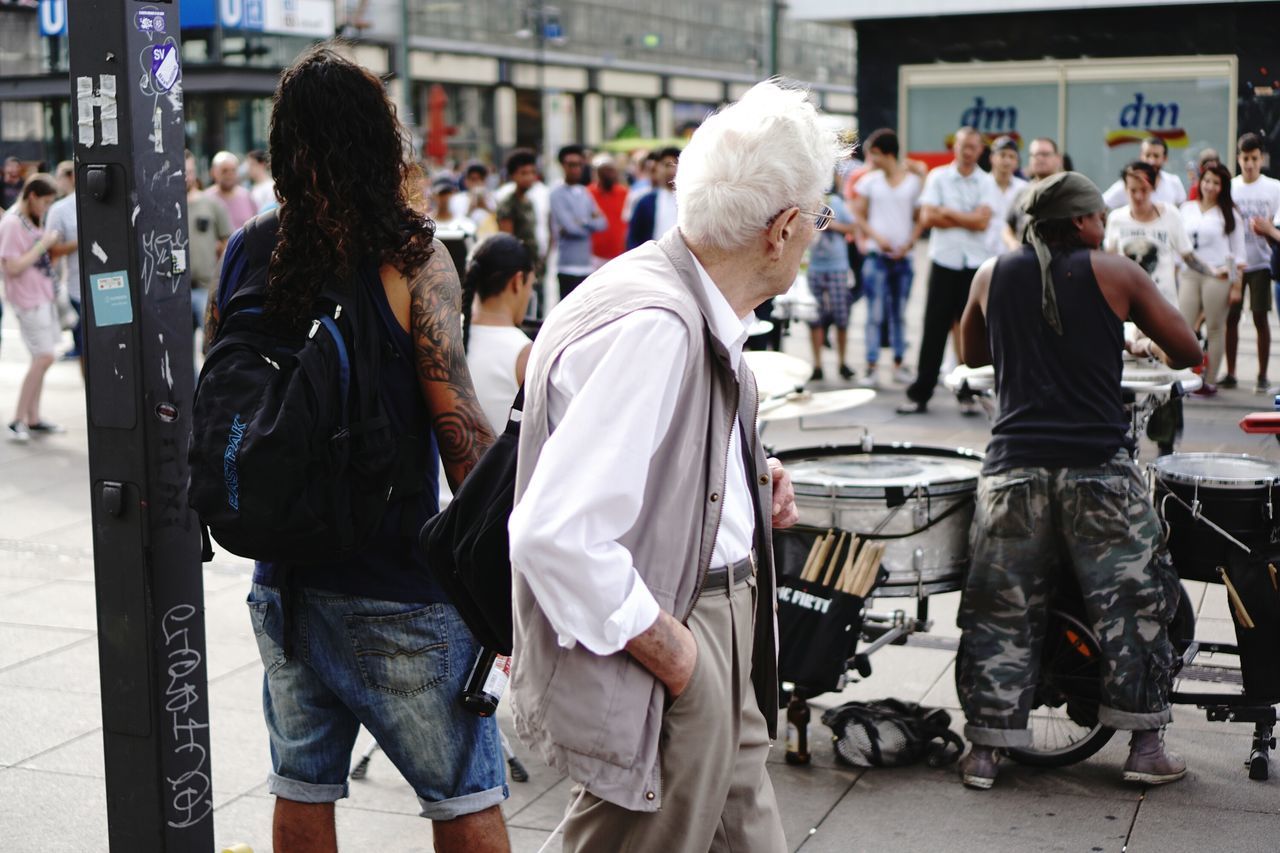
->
xmin=419 ymin=387 xmax=522 ymax=654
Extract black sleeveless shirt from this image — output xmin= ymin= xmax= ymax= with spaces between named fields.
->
xmin=983 ymin=246 xmax=1132 ymax=473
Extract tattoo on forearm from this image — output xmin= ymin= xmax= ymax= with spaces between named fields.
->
xmin=1183 ymin=252 xmax=1212 ymax=276
xmin=409 ymin=241 xmax=496 ymax=478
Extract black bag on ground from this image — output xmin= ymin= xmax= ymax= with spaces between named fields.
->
xmin=188 ymin=211 xmax=401 ymax=564
xmin=1224 ymin=551 xmax=1280 ymax=701
xmin=418 ymin=388 xmax=522 ymax=655
xmin=821 ymin=698 xmax=964 ymax=768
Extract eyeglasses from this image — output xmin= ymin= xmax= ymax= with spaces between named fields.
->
xmin=767 ymin=203 xmax=833 ymax=231
xmin=798 ymin=203 xmax=833 ymax=231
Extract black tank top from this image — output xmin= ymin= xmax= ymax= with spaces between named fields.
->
xmin=983 ymin=246 xmax=1132 ymax=473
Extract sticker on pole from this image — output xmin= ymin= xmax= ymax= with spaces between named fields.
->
xmin=150 ymin=43 xmax=180 ymax=93
xmin=135 ymin=9 xmax=166 ymax=34
xmin=90 ymin=271 xmax=133 ymax=327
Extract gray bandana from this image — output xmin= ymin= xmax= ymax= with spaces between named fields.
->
xmin=1020 ymin=171 xmax=1105 ymax=335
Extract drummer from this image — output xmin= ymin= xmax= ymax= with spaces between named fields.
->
xmin=954 ymin=172 xmax=1202 ymax=790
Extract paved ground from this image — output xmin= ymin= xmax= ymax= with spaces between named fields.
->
xmin=1 ymin=255 xmax=1278 ymax=851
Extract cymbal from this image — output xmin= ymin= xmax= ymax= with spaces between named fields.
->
xmin=758 ymin=388 xmax=876 ymax=422
xmin=743 ymin=351 xmax=812 ymax=399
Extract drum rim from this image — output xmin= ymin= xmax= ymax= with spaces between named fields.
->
xmin=1151 ymin=452 xmax=1280 ymax=489
xmin=777 ymin=442 xmax=985 ymax=495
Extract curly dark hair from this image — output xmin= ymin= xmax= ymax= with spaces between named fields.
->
xmin=265 ymin=43 xmax=435 ymax=329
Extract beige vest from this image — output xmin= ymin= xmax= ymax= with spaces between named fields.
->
xmin=510 ymin=230 xmax=778 ymax=812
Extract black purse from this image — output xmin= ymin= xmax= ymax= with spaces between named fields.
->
xmin=419 ymin=388 xmax=522 ymax=655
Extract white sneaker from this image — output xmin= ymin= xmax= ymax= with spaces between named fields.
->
xmin=7 ymin=421 xmax=30 ymax=443
xmin=858 ymin=371 xmax=879 ymax=388
xmin=893 ymin=365 xmax=914 ymax=384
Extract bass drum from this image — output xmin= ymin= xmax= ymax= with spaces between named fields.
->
xmin=774 ymin=444 xmax=984 ymax=597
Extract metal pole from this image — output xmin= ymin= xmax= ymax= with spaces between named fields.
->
xmin=399 ymin=0 xmax=415 ymax=128
xmin=67 ymin=1 xmax=214 ymax=849
xmin=768 ymin=0 xmax=783 ymax=79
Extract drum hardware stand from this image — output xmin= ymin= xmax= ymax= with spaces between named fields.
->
xmin=1161 ymin=485 xmax=1254 ymax=555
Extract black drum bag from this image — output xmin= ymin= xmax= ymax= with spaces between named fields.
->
xmin=1223 ymin=551 xmax=1280 ymax=702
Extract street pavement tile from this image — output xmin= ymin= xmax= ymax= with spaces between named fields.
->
xmin=1140 ymin=727 xmax=1280 ymax=815
xmin=768 ymin=761 xmax=862 ymax=848
xmin=0 ymin=622 xmax=88 ymax=671
xmin=17 ymin=728 xmax=103 ymax=778
xmin=0 ymin=634 xmax=98 ymax=695
xmin=204 ymin=634 xmax=266 ymax=682
xmin=32 ymin=518 xmax=96 ymax=551
xmin=0 ymin=767 xmax=107 ymax=852
xmin=1126 ymin=800 xmax=1280 ymax=853
xmin=0 ymin=487 xmax=92 ymax=544
xmin=212 ymin=792 xmax=275 ymax=853
xmin=0 ymin=684 xmax=101 ymax=765
xmin=0 ymin=579 xmax=98 ymax=631
xmin=800 ymin=770 xmax=1135 ymax=852
xmin=919 ymin=658 xmax=961 ymax=710
xmin=504 ymin=774 xmax=574 ymax=831
xmin=0 ymin=540 xmax=94 ymax=581
xmin=0 ymin=576 xmax=53 ymax=597
xmin=208 ymin=661 xmax=269 ymax=714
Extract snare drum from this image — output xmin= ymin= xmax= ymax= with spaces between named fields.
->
xmin=775 ymin=444 xmax=984 ymax=597
xmin=1152 ymin=453 xmax=1280 ymax=584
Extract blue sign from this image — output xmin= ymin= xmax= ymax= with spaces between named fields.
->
xmin=90 ymin=271 xmax=134 ymax=328
xmin=38 ymin=0 xmax=65 ymax=36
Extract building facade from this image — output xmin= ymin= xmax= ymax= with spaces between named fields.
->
xmin=794 ymin=0 xmax=1280 ymax=186
xmin=0 ymin=0 xmax=856 ymax=174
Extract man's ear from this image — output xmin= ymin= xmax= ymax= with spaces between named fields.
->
xmin=767 ymin=207 xmax=799 ymax=259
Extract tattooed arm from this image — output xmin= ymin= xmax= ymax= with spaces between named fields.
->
xmin=410 ymin=239 xmax=496 ymax=489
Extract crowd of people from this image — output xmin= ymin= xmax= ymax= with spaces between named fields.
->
xmin=6 ymin=37 xmax=1280 ymax=850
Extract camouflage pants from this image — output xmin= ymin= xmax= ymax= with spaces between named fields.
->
xmin=957 ymin=450 xmax=1181 ymax=747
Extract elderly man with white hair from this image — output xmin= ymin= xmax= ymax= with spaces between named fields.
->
xmin=508 ymin=81 xmax=840 ymax=851
xmin=204 ymin=149 xmax=257 ymax=230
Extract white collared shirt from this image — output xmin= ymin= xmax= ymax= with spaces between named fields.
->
xmin=920 ymin=163 xmax=1001 ymax=270
xmin=654 ymin=188 xmax=678 ymax=242
xmin=508 ymin=248 xmax=756 ymax=656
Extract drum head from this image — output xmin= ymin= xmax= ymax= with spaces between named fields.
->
xmin=784 ymin=447 xmax=983 ymax=497
xmin=1153 ymin=453 xmax=1280 ymax=489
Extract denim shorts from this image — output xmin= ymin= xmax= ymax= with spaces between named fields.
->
xmin=247 ymin=583 xmax=507 ymax=820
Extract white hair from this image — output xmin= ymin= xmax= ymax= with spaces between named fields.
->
xmin=211 ymin=150 xmax=239 ymax=169
xmin=676 ymin=80 xmax=847 ymax=252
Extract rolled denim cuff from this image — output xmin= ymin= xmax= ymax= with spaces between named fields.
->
xmin=267 ymin=771 xmax=348 ymax=803
xmin=964 ymin=723 xmax=1033 ymax=748
xmin=1098 ymin=704 xmax=1173 ymax=731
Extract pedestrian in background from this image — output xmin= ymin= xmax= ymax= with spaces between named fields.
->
xmin=205 ymin=150 xmax=257 ymax=230
xmin=1223 ymin=132 xmax=1280 ymax=393
xmin=1179 ymin=161 xmax=1246 ymax=397
xmin=588 ymin=153 xmax=628 ymax=266
xmin=1 ymin=174 xmax=64 ymax=441
xmin=549 ymin=143 xmax=607 ymax=298
xmin=186 ymin=150 xmax=231 ymax=345
xmin=43 ymin=160 xmax=82 ymax=363
xmin=1102 ymin=136 xmax=1185 ymax=210
xmin=625 ymin=146 xmax=680 ymax=249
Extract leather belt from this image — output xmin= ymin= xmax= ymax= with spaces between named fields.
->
xmin=703 ymin=552 xmax=755 ymax=593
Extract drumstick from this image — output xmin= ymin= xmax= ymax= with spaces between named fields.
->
xmin=1218 ymin=567 xmax=1256 ymax=629
xmin=849 ymin=540 xmax=875 ymax=597
xmin=1269 ymin=563 xmax=1278 ymax=593
xmin=810 ymin=530 xmax=836 ymax=583
xmin=834 ymin=536 xmax=859 ymax=592
xmin=821 ymin=532 xmax=848 ymax=587
xmin=855 ymin=542 xmax=886 ymax=598
xmin=799 ymin=537 xmax=822 ymax=582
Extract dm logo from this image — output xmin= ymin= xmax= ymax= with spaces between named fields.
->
xmin=1106 ymin=92 xmax=1188 ymax=149
xmin=946 ymin=97 xmax=1022 ymax=149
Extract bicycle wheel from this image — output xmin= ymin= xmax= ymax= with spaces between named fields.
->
xmin=1005 ymin=608 xmax=1115 ymax=767
xmin=954 ymin=608 xmax=1115 ymax=767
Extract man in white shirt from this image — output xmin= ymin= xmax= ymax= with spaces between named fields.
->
xmin=246 ymin=150 xmax=276 ymax=212
xmin=508 ymin=82 xmax=826 ymax=852
xmin=1224 ymin=133 xmax=1280 ymax=392
xmin=1102 ymin=136 xmax=1186 ymax=210
xmin=899 ymin=126 xmax=1000 ymax=414
xmin=986 ymin=136 xmax=1028 ymax=256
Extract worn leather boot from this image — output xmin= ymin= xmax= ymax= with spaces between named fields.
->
xmin=959 ymin=745 xmax=999 ymax=790
xmin=1122 ymin=728 xmax=1187 ymax=784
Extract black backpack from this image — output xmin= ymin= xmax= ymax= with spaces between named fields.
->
xmin=188 ymin=211 xmax=403 ymax=564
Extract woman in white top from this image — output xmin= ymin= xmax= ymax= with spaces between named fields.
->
xmin=463 ymin=233 xmax=535 ymax=432
xmin=1179 ymin=162 xmax=1246 ymax=397
xmin=1105 ymin=160 xmax=1214 ymax=451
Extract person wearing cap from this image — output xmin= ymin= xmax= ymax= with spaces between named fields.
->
xmin=985 ymin=136 xmax=1027 ymax=257
xmin=955 ymin=171 xmax=1201 ymax=791
xmin=431 ymin=175 xmax=477 ymax=278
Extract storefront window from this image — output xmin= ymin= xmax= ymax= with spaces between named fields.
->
xmin=1065 ymin=77 xmax=1232 ymax=192
xmin=905 ymin=83 xmax=1058 ymax=168
xmin=603 ymin=96 xmax=656 ymax=141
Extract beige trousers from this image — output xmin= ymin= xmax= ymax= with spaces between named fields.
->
xmin=1178 ymin=268 xmax=1230 ymax=384
xmin=561 ymin=572 xmax=785 ymax=853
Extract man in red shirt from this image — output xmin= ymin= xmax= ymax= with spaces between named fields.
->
xmin=588 ymin=153 xmax=628 ymax=266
